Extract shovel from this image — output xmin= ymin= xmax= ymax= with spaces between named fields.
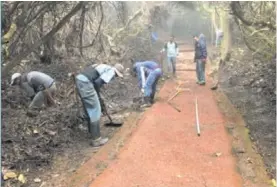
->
xmin=73 ymin=75 xmax=123 ymax=127
xmin=103 ymin=111 xmax=123 ymax=127
xmin=100 ymin=95 xmax=123 ymax=127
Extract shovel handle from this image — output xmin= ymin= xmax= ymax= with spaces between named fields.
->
xmin=99 ymin=94 xmax=113 ymax=123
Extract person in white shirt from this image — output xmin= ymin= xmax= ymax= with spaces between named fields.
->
xmin=75 ymin=63 xmax=124 ymax=147
xmin=160 ymin=35 xmax=179 ymax=76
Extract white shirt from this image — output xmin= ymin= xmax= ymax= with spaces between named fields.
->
xmin=95 ymin=64 xmax=116 ymax=83
xmin=162 ymin=42 xmax=179 ymax=57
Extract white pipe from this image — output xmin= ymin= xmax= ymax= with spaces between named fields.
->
xmin=195 ymin=97 xmax=201 ymax=136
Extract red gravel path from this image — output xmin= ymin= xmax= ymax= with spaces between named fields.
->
xmin=87 ymin=47 xmax=243 ymax=187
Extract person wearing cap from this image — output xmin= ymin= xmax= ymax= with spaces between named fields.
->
xmin=131 ymin=60 xmax=162 ymax=107
xmin=160 ymin=35 xmax=179 ymax=77
xmin=10 ymin=71 xmax=56 ymax=113
xmin=74 ymin=63 xmax=124 ymax=147
xmin=193 ymin=33 xmax=207 ymax=85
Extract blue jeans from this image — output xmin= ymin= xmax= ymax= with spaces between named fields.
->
xmin=196 ymin=59 xmax=206 ymax=83
xmin=75 ymin=74 xmax=101 ymax=123
xmin=167 ymin=56 xmax=176 ymax=74
xmin=144 ymin=68 xmax=162 ymax=100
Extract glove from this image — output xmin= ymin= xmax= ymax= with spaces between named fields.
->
xmin=141 ymin=89 xmax=144 ymax=94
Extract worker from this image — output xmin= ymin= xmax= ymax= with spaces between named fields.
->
xmin=10 ymin=71 xmax=57 ymax=115
xmin=74 ymin=63 xmax=124 ymax=147
xmin=160 ymin=35 xmax=179 ymax=77
xmin=215 ymin=29 xmax=223 ymax=47
xmin=193 ymin=33 xmax=207 ymax=85
xmin=132 ymin=60 xmax=162 ymax=107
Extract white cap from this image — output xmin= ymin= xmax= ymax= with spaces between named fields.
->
xmin=10 ymin=73 xmax=21 ymax=85
xmin=114 ymin=63 xmax=124 ymax=78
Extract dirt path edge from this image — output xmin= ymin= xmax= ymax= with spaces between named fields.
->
xmin=213 ymin=90 xmax=271 ymax=187
xmin=65 ymin=111 xmax=145 ymax=187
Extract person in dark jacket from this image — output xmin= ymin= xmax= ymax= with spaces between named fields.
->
xmin=75 ymin=63 xmax=124 ymax=147
xmin=193 ymin=34 xmax=207 ymax=85
xmin=132 ymin=60 xmax=162 ymax=107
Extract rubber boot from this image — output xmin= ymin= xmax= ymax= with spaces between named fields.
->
xmin=149 ymin=94 xmax=155 ymax=104
xmin=88 ymin=121 xmax=108 ymax=147
xmin=141 ymin=97 xmax=152 ymax=108
xmin=26 ymin=107 xmax=39 ymax=117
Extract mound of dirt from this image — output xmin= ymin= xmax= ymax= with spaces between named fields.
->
xmin=218 ymin=47 xmax=276 ymax=178
xmin=1 ymin=58 xmax=143 ymax=186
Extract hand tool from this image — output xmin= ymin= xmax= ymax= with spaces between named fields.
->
xmin=166 ymin=84 xmax=191 ymax=112
xmin=73 ymin=73 xmax=123 ymax=127
xmin=167 ymin=87 xmax=191 ymax=102
xmin=99 ymin=93 xmax=123 ymax=127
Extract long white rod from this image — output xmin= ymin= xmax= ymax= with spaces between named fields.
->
xmin=195 ymin=97 xmax=201 ymax=136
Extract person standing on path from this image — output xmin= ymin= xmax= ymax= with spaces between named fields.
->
xmin=193 ymin=34 xmax=207 ymax=85
xmin=160 ymin=35 xmax=179 ymax=77
xmin=215 ymin=29 xmax=224 ymax=47
xmin=10 ymin=71 xmax=57 ymax=116
xmin=131 ymin=60 xmax=162 ymax=107
xmin=74 ymin=63 xmax=124 ymax=147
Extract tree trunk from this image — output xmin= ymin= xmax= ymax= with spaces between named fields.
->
xmin=2 ymin=2 xmax=85 ymax=78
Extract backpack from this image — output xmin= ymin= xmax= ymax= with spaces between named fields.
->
xmin=164 ymin=42 xmax=178 ymax=50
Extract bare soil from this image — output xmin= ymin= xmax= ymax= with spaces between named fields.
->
xmin=74 ymin=47 xmax=259 ymax=187
xmin=1 ymin=56 xmax=155 ymax=187
xmin=217 ymin=47 xmax=276 ymax=178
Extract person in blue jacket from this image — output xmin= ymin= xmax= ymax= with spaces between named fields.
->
xmin=193 ymin=33 xmax=207 ymax=85
xmin=131 ymin=59 xmax=162 ymax=107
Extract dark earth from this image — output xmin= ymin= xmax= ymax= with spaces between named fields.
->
xmin=1 ymin=38 xmax=165 ymax=186
xmin=1 ymin=60 xmax=141 ymax=187
xmin=218 ymin=47 xmax=276 ymax=178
